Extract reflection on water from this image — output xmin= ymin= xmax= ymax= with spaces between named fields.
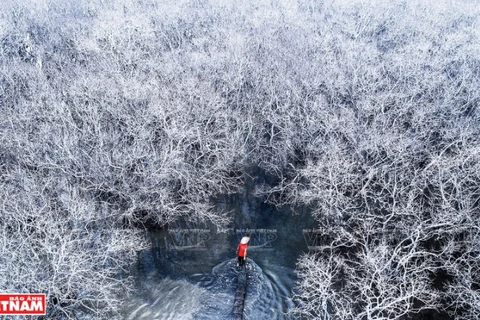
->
xmin=123 ymin=259 xmax=297 ymax=319
xmin=123 ymin=182 xmax=314 ymax=319
xmin=123 ymin=277 xmax=206 ymax=320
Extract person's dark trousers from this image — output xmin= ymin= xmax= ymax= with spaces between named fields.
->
xmin=237 ymin=256 xmax=245 ymax=270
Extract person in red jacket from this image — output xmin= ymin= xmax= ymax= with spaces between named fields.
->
xmin=236 ymin=236 xmax=250 ymax=270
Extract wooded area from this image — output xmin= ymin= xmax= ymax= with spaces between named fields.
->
xmin=1 ymin=0 xmax=479 ymax=318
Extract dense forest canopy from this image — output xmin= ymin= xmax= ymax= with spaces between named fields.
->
xmin=1 ymin=0 xmax=479 ymax=318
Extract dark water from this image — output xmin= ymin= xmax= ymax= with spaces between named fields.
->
xmin=124 ymin=252 xmax=300 ymax=319
xmin=122 ymin=174 xmax=316 ymax=319
xmin=122 ymin=259 xmax=296 ymax=320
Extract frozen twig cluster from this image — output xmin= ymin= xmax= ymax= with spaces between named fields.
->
xmin=256 ymin=1 xmax=480 ymax=319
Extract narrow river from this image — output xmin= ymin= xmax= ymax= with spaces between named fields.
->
xmin=122 ymin=175 xmax=316 ymax=319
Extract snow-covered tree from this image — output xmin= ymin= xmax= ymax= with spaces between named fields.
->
xmin=1 ymin=0 xmax=479 ymax=318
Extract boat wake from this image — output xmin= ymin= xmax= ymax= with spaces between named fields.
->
xmin=123 ymin=259 xmax=296 ymax=320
